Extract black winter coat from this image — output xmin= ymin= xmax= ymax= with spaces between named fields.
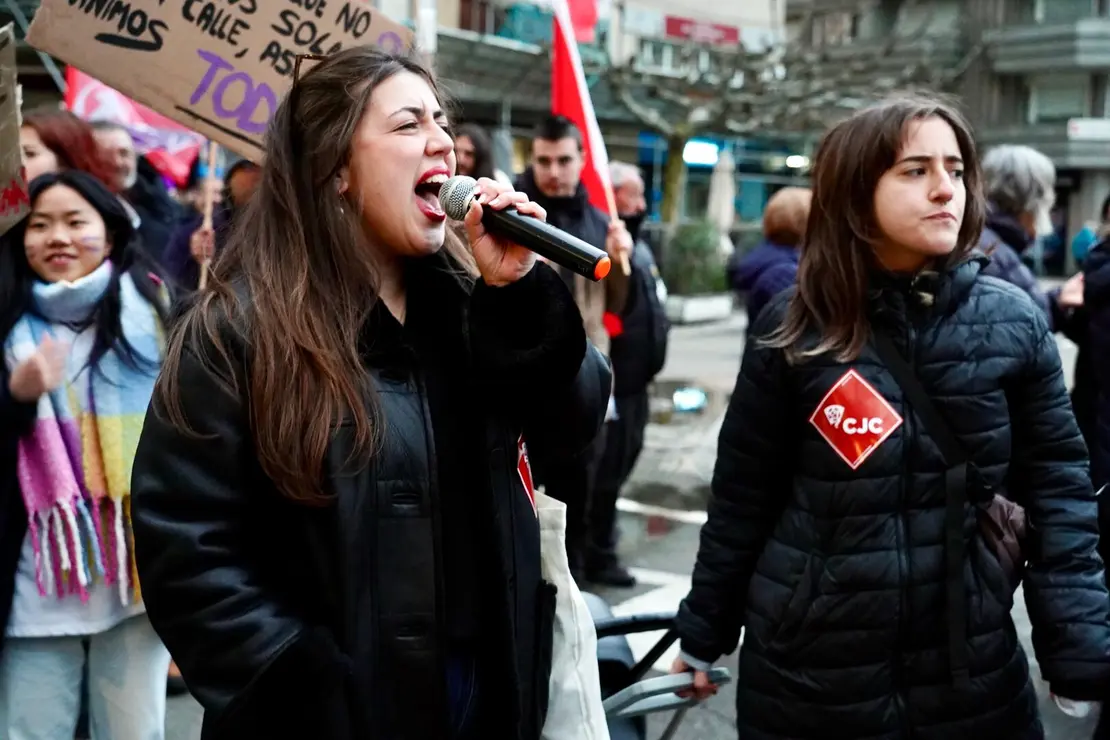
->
xmin=977 ymin=209 xmax=1061 ymax=329
xmin=677 ymin=257 xmax=1110 ymax=739
xmin=1085 ymin=239 xmax=1110 ymax=490
xmin=0 ymin=368 xmax=35 ymax=658
xmin=131 ymin=260 xmax=612 ymax=740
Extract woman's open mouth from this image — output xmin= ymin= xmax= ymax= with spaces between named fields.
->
xmin=414 ymin=174 xmax=447 ymax=222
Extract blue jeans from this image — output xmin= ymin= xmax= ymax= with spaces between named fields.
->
xmin=0 ymin=615 xmax=170 ymax=740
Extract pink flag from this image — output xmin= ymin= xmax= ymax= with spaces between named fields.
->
xmin=567 ymin=0 xmax=599 ymax=43
xmin=65 ymin=68 xmax=205 ymax=188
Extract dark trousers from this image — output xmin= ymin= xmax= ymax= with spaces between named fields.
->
xmin=588 ymin=391 xmax=650 ymax=570
xmin=447 ymin=652 xmax=483 ymax=739
xmin=540 ymin=426 xmax=608 ymax=573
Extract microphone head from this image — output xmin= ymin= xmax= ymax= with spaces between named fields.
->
xmin=439 ymin=176 xmax=478 ymax=221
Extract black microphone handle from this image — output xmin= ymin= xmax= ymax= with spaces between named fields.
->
xmin=481 ymin=205 xmax=610 ymax=282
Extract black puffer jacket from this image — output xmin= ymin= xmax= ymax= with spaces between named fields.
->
xmin=677 ymin=257 xmax=1110 ymax=739
xmin=1085 ymin=239 xmax=1110 ymax=489
xmin=977 ymin=208 xmax=1059 ymax=328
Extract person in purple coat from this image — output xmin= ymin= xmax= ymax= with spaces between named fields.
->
xmin=162 ymin=158 xmax=260 ymax=294
xmin=726 ymin=187 xmax=811 ymax=326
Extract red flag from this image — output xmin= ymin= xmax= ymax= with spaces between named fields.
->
xmin=551 ymin=0 xmax=615 ymax=218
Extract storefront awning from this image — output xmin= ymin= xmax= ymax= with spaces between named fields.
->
xmin=436 ymin=28 xmax=551 ymax=111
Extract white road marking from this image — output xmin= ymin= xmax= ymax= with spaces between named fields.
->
xmin=607 ymin=567 xmax=692 ymax=672
xmin=615 ymin=498 xmax=709 ymax=526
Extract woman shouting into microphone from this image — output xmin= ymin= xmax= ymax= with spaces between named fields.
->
xmin=129 ymin=48 xmax=611 ymax=740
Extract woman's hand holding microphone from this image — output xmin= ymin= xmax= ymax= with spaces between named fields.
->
xmin=461 ymin=177 xmax=547 ymax=287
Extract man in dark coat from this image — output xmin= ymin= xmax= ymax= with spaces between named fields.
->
xmin=1085 ymin=237 xmax=1110 ymax=739
xmin=586 ymin=162 xmax=670 ymax=587
xmin=514 ymin=115 xmax=631 ymax=579
xmin=92 ymin=122 xmax=182 ymax=267
xmin=1083 ymin=239 xmax=1110 ymax=499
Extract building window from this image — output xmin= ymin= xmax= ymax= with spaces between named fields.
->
xmin=811 ymin=12 xmax=859 ymax=46
xmin=660 ymin=43 xmax=674 ymax=70
xmin=459 ymin=0 xmax=488 ymax=32
xmin=1027 ymin=73 xmax=1091 ymax=122
xmin=1034 ymin=0 xmax=1096 ymax=23
xmin=698 ymin=49 xmax=711 ymax=73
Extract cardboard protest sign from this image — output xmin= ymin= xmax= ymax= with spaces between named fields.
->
xmin=27 ymin=0 xmax=413 ymax=162
xmin=0 ymin=23 xmax=30 ymax=238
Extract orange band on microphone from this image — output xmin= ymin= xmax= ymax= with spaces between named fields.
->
xmin=594 ymin=256 xmax=612 ymax=281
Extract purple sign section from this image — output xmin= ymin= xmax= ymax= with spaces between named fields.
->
xmin=377 ymin=31 xmax=404 ymax=53
xmin=27 ymin=0 xmax=414 ymax=159
xmin=186 ymin=1 xmax=415 ymax=149
xmin=190 ymin=48 xmax=277 ymax=137
xmin=184 ymin=20 xmax=410 ymax=141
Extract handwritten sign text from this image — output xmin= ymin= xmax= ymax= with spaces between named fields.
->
xmin=28 ymin=0 xmax=412 ymax=161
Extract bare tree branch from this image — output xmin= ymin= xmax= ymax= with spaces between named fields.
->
xmin=608 ymin=66 xmax=677 ymax=137
xmin=604 ymin=0 xmax=972 ymax=141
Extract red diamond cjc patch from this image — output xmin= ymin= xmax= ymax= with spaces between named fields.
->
xmin=809 ymin=369 xmax=903 ymax=470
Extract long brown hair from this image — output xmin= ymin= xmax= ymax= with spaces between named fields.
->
xmin=22 ymin=108 xmax=119 ymax=192
xmin=158 ymin=47 xmax=474 ymax=504
xmin=764 ymin=95 xmax=986 ymax=365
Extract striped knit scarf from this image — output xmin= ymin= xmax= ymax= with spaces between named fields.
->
xmin=3 ymin=261 xmax=165 ymax=606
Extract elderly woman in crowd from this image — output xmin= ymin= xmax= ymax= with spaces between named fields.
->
xmin=978 ymin=145 xmax=1083 ymax=323
xmin=979 ymin=145 xmax=1092 ymax=449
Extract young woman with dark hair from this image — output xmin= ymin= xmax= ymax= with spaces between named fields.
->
xmin=129 ymin=47 xmax=610 ymax=740
xmin=454 ymin=122 xmax=496 ymax=181
xmin=0 ymin=170 xmax=172 ymax=737
xmin=454 ymin=122 xmax=512 ymax=186
xmin=671 ymin=96 xmax=1110 ymax=739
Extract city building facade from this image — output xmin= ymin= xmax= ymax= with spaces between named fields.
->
xmin=786 ymin=0 xmax=1110 ymax=270
xmin=3 ymin=0 xmax=798 ymax=223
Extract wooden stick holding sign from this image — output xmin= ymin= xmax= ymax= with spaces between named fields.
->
xmin=197 ymin=141 xmax=219 ymax=291
xmin=26 ymin=0 xmax=412 ymax=164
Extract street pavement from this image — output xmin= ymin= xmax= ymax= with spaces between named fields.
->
xmin=164 ymin=295 xmax=1096 ymax=739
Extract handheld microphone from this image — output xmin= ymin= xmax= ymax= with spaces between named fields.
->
xmin=438 ymin=176 xmax=612 ymax=282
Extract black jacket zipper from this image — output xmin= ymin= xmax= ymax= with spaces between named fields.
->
xmin=495 ymin=428 xmax=524 ymax=737
xmin=339 ymin=430 xmax=378 ymax=737
xmin=414 ymin=372 xmax=450 ymax=737
xmin=893 ymin=321 xmax=914 ymax=738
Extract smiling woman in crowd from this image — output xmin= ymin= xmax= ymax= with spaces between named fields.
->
xmin=0 ymin=170 xmax=171 ymax=738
